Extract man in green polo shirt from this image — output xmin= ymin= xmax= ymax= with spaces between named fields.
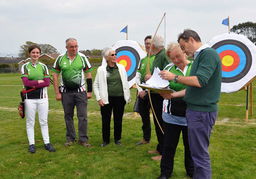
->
xmin=160 ymin=29 xmax=221 ymax=179
xmin=135 ymin=35 xmax=155 ymax=145
xmin=52 ymin=38 xmax=93 ymax=147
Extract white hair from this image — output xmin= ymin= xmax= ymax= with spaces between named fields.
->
xmin=65 ymin=38 xmax=77 ymax=44
xmin=102 ymin=47 xmax=114 ymax=58
xmin=152 ymin=35 xmax=164 ymax=49
xmin=166 ymin=42 xmax=180 ymax=54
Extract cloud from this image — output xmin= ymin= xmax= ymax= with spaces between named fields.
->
xmin=0 ymin=0 xmax=255 ymax=55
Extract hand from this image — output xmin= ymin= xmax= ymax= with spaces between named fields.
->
xmin=87 ymin=92 xmax=92 ymax=99
xmin=144 ymin=74 xmax=152 ymax=81
xmin=159 ymin=70 xmax=175 ymax=80
xmin=98 ymin=99 xmax=105 ymax=107
xmin=159 ymin=91 xmax=173 ymax=99
xmin=38 ymin=80 xmax=44 ymax=84
xmin=55 ymin=93 xmax=62 ymax=101
xmin=138 ymin=91 xmax=147 ymax=99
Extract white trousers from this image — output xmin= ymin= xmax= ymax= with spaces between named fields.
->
xmin=25 ymin=98 xmax=50 ymax=145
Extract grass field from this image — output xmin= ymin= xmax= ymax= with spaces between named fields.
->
xmin=0 ymin=73 xmax=256 ymax=179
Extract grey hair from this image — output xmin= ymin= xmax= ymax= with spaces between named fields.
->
xmin=152 ymin=35 xmax=164 ymax=48
xmin=166 ymin=42 xmax=180 ymax=54
xmin=65 ymin=38 xmax=77 ymax=44
xmin=102 ymin=47 xmax=114 ymax=58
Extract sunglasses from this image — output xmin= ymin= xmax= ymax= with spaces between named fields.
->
xmin=110 ymin=53 xmax=117 ymax=56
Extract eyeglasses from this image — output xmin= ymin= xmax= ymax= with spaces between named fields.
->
xmin=110 ymin=53 xmax=117 ymax=56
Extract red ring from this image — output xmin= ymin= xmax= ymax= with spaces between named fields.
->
xmin=219 ymin=50 xmax=240 ymax=72
xmin=116 ymin=55 xmax=131 ymax=71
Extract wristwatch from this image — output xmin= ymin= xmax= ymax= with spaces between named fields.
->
xmin=174 ymin=75 xmax=179 ymax=83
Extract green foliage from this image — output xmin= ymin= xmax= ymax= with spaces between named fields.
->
xmin=0 ymin=64 xmax=19 ymax=73
xmin=0 ymin=73 xmax=255 ymax=178
xmin=231 ymin=21 xmax=256 ymax=44
xmin=19 ymin=41 xmax=59 ymax=58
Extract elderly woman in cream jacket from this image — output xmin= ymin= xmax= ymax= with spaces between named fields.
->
xmin=93 ymin=47 xmax=130 ymax=147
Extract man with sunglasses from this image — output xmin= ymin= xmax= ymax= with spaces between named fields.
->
xmin=52 ymin=38 xmax=93 ymax=147
xmin=160 ymin=29 xmax=221 ymax=179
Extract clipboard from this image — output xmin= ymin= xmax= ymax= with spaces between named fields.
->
xmin=139 ymin=84 xmax=175 ymax=93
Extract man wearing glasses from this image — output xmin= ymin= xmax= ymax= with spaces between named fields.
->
xmin=52 ymin=38 xmax=93 ymax=147
xmin=159 ymin=29 xmax=221 ymax=179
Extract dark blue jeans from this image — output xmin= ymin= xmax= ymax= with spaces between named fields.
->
xmin=186 ymin=109 xmax=217 ymax=179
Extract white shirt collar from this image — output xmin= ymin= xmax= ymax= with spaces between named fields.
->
xmin=194 ymin=44 xmax=210 ymax=59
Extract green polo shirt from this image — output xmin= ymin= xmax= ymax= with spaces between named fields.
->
xmin=106 ymin=65 xmax=124 ymax=97
xmin=52 ymin=52 xmax=92 ymax=89
xmin=137 ymin=55 xmax=155 ymax=83
xmin=164 ymin=62 xmax=192 ymax=91
xmin=184 ymin=48 xmax=222 ymax=112
xmin=21 ymin=62 xmax=49 ymax=80
xmin=152 ymin=49 xmax=169 ymax=72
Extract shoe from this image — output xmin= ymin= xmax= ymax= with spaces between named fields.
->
xmin=151 ymin=155 xmax=162 ymax=161
xmin=100 ymin=142 xmax=109 ymax=147
xmin=78 ymin=140 xmax=91 ymax=147
xmin=136 ymin=139 xmax=149 ymax=145
xmin=28 ymin=144 xmax=36 ymax=153
xmin=186 ymin=172 xmax=193 ymax=178
xmin=64 ymin=141 xmax=75 ymax=146
xmin=45 ymin=143 xmax=56 ymax=152
xmin=115 ymin=140 xmax=121 ymax=145
xmin=157 ymin=174 xmax=170 ymax=179
xmin=148 ymin=150 xmax=159 ymax=154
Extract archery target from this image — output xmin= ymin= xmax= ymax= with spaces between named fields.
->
xmin=208 ymin=33 xmax=256 ymax=93
xmin=112 ymin=40 xmax=146 ymax=88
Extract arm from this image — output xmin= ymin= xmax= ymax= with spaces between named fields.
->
xmin=135 ymin=72 xmax=147 ymax=99
xmin=52 ymin=72 xmax=62 ymax=101
xmin=159 ymin=89 xmax=186 ymax=99
xmin=21 ymin=77 xmax=50 ymax=88
xmin=159 ymin=70 xmax=201 ymax=87
xmin=21 ymin=77 xmax=39 ymax=87
xmin=93 ymin=69 xmax=105 ymax=106
xmin=86 ymin=72 xmax=92 ymax=99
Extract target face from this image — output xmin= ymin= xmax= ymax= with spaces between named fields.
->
xmin=208 ymin=33 xmax=256 ymax=93
xmin=115 ymin=46 xmax=140 ymax=81
xmin=112 ymin=40 xmax=146 ymax=88
xmin=212 ymin=40 xmax=252 ymax=83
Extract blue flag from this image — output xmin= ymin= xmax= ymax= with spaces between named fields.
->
xmin=120 ymin=25 xmax=128 ymax=33
xmin=222 ymin=18 xmax=229 ymax=26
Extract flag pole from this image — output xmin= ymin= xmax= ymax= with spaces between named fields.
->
xmin=228 ymin=16 xmax=230 ymax=33
xmin=126 ymin=25 xmax=128 ymax=40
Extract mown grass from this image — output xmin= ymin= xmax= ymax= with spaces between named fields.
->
xmin=0 ymin=73 xmax=255 ymax=179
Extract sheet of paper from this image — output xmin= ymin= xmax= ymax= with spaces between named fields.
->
xmin=145 ymin=67 xmax=169 ymax=88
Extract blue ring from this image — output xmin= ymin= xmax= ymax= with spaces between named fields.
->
xmin=116 ymin=50 xmax=136 ymax=77
xmin=216 ymin=44 xmax=246 ymax=78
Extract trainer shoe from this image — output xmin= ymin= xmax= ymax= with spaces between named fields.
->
xmin=64 ymin=140 xmax=75 ymax=146
xmin=136 ymin=139 xmax=149 ymax=145
xmin=78 ymin=140 xmax=91 ymax=147
xmin=45 ymin=143 xmax=56 ymax=152
xmin=28 ymin=144 xmax=36 ymax=153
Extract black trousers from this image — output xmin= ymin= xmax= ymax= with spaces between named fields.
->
xmin=100 ymin=96 xmax=126 ymax=143
xmin=138 ymin=93 xmax=151 ymax=142
xmin=150 ymin=93 xmax=164 ymax=154
xmin=160 ymin=122 xmax=194 ymax=177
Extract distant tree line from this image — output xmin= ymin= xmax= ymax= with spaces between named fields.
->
xmin=231 ymin=21 xmax=256 ymax=45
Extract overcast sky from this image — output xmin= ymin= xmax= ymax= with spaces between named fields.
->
xmin=0 ymin=0 xmax=255 ymax=56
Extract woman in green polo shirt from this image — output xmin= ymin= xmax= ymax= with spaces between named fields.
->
xmin=157 ymin=43 xmax=194 ymax=178
xmin=20 ymin=45 xmax=55 ymax=153
xmin=93 ymin=47 xmax=130 ymax=147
